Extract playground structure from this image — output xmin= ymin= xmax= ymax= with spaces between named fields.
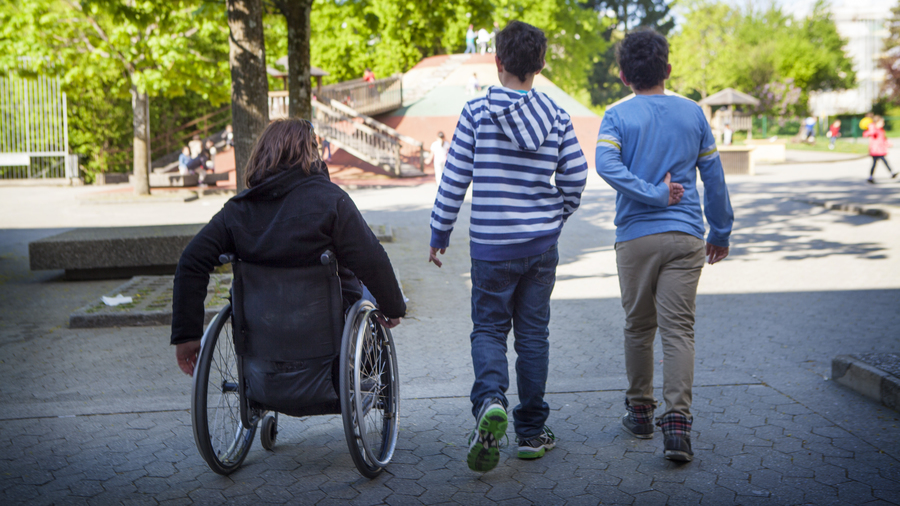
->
xmin=269 ymin=74 xmax=424 ymax=178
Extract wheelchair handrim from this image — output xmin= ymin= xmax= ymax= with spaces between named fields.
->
xmin=352 ymin=307 xmax=399 ymax=468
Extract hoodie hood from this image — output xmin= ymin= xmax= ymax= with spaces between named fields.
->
xmin=487 ymin=86 xmax=559 ymax=152
xmin=234 ymin=160 xmax=330 ymax=202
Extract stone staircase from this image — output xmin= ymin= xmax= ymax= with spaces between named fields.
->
xmin=401 ymin=54 xmax=471 ymax=106
xmin=312 ymin=99 xmax=425 ymax=178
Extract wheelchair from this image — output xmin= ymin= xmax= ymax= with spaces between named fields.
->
xmin=190 ymin=250 xmax=400 ymax=478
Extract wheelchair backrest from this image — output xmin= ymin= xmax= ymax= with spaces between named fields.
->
xmin=230 ymin=259 xmax=344 ymax=362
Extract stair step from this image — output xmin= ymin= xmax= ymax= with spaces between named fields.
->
xmin=398 ymin=164 xmax=425 ymax=178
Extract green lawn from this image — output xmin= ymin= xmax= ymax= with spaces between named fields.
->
xmin=734 ymin=134 xmax=870 ymax=155
xmin=777 ymin=139 xmax=870 ymax=155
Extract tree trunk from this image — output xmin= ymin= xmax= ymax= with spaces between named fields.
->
xmin=131 ymin=87 xmax=151 ymax=196
xmin=227 ymin=0 xmax=269 ymax=192
xmin=278 ymin=0 xmax=313 ymax=120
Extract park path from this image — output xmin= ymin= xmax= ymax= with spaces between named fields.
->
xmin=0 ymin=155 xmax=899 ymax=505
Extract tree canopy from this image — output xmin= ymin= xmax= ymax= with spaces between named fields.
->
xmin=0 ymin=0 xmax=229 ymax=188
xmin=288 ymin=0 xmax=607 ymax=100
xmin=668 ymin=0 xmax=855 ymax=115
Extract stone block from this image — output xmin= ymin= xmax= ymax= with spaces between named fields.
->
xmin=832 ymin=354 xmax=900 ymax=412
xmin=29 ymin=224 xmax=204 ymax=280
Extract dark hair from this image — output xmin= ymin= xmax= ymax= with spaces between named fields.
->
xmin=496 ymin=21 xmax=547 ymax=82
xmin=437 ymin=131 xmax=444 ymax=139
xmin=616 ymin=29 xmax=669 ymax=91
xmin=244 ymin=119 xmax=320 ymax=188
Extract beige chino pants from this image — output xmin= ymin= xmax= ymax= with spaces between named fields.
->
xmin=615 ymin=231 xmax=705 ymax=419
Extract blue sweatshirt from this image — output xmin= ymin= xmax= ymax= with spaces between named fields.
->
xmin=595 ymin=94 xmax=733 ymax=247
xmin=430 ymin=86 xmax=588 ymax=261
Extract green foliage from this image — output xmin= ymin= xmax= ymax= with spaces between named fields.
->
xmin=668 ymin=0 xmax=740 ymax=99
xmin=669 ymin=0 xmax=855 ymax=115
xmin=0 ymin=0 xmax=231 ymax=179
xmin=495 ymin=0 xmax=608 ymax=97
xmin=582 ymin=0 xmax=676 ymax=107
xmin=880 ymin=0 xmax=900 ymax=104
xmin=302 ymin=0 xmax=607 ymax=100
xmin=67 ymin=80 xmax=133 ymax=181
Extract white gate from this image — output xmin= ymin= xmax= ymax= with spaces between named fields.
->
xmin=0 ymin=75 xmax=72 ymax=180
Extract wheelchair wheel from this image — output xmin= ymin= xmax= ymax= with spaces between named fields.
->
xmin=260 ymin=413 xmax=278 ymax=451
xmin=340 ymin=301 xmax=400 ymax=478
xmin=191 ymin=304 xmax=256 ymax=475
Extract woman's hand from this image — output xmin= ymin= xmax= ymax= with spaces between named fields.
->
xmin=176 ymin=340 xmax=202 ymax=376
xmin=379 ymin=316 xmax=401 ymax=329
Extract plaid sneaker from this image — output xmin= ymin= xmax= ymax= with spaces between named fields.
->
xmin=517 ymin=426 xmax=556 ymax=459
xmin=622 ymin=401 xmax=654 ymax=439
xmin=466 ymin=399 xmax=508 ymax=472
xmin=657 ymin=413 xmax=694 ymax=462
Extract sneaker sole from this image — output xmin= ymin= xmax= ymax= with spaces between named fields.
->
xmin=621 ymin=424 xmax=654 ymax=439
xmin=665 ymin=449 xmax=693 ymax=462
xmin=467 ymin=407 xmax=507 ymax=472
xmin=517 ymin=442 xmax=555 ymax=459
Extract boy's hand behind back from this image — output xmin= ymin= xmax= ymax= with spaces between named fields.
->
xmin=664 ymin=172 xmax=684 ymax=205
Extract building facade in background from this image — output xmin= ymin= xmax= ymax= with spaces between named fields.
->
xmin=810 ymin=5 xmax=891 ymax=116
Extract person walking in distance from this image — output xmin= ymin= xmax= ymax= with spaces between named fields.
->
xmin=595 ymin=29 xmax=734 ymax=462
xmin=465 ymin=25 xmax=476 ymax=54
xmin=428 ymin=21 xmax=588 ymax=472
xmin=828 ymin=119 xmax=841 ymax=150
xmin=429 ymin=131 xmax=450 ymax=184
xmin=863 ymin=116 xmax=897 ymax=183
xmin=477 ymin=27 xmax=491 ymax=54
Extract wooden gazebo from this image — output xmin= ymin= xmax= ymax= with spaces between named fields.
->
xmin=267 ymin=56 xmax=330 ymax=95
xmin=699 ymin=88 xmax=760 ymax=139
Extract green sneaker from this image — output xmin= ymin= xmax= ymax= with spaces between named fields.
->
xmin=517 ymin=426 xmax=556 ymax=459
xmin=466 ymin=399 xmax=508 ymax=472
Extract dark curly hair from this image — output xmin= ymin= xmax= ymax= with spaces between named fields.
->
xmin=496 ymin=21 xmax=547 ymax=82
xmin=616 ymin=29 xmax=669 ymax=91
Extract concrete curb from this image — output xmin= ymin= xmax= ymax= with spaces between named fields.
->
xmin=832 ymin=354 xmax=900 ymax=412
xmin=799 ymin=199 xmax=891 ymax=219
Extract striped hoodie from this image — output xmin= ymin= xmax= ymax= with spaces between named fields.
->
xmin=430 ymin=86 xmax=588 ymax=261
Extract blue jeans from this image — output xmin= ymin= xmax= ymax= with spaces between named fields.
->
xmin=465 ymin=42 xmax=476 ymax=54
xmin=469 ymin=244 xmax=558 ymax=439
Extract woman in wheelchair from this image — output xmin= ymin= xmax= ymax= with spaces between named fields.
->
xmin=170 ymin=118 xmax=406 ymax=376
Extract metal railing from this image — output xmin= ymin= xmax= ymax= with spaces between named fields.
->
xmin=268 ymin=90 xmax=289 ymax=120
xmin=317 ymin=75 xmax=403 ymax=117
xmin=150 ymin=106 xmax=231 ymax=160
xmin=311 ymin=98 xmax=423 ymax=177
xmin=0 ymin=75 xmax=70 ymax=179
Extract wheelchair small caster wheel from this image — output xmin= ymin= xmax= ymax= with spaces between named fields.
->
xmin=260 ymin=414 xmax=278 ymax=451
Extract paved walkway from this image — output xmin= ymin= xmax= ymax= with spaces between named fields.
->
xmin=1 ymin=154 xmax=899 ymax=505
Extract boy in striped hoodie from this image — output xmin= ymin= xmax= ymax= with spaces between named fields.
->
xmin=428 ymin=20 xmax=588 ymax=472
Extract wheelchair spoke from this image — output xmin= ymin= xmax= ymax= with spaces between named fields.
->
xmin=204 ymin=317 xmax=249 ymax=465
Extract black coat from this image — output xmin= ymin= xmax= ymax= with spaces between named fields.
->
xmin=170 ymin=164 xmax=406 ymax=345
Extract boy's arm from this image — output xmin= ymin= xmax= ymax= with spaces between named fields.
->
xmin=695 ymin=114 xmax=734 ymax=248
xmin=556 ymin=116 xmax=589 ymax=220
xmin=430 ymin=104 xmax=476 ymax=250
xmin=594 ymin=113 xmax=670 ymax=207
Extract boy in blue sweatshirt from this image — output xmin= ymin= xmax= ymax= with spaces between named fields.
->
xmin=428 ymin=20 xmax=588 ymax=472
xmin=595 ymin=30 xmax=734 ymax=462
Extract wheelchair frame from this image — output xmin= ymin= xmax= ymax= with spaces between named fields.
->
xmin=190 ymin=252 xmax=400 ymax=478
